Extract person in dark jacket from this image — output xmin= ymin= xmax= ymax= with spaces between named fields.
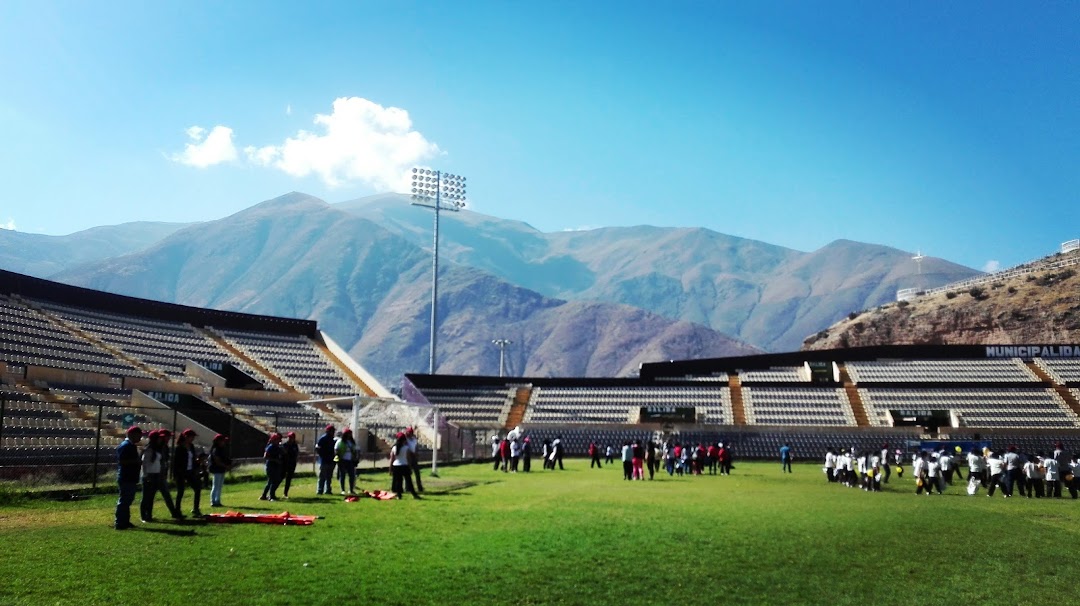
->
xmin=261 ymin=433 xmax=285 ymax=501
xmin=315 ymin=424 xmax=337 ymax=495
xmin=282 ymin=432 xmax=300 ymax=499
xmin=115 ymin=426 xmax=143 ymax=530
xmin=173 ymin=429 xmax=203 ymax=517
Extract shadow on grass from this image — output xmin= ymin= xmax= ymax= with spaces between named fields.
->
xmin=139 ymin=526 xmax=198 ymax=537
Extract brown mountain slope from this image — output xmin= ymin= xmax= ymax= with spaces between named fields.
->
xmin=803 ymin=257 xmax=1080 ymax=350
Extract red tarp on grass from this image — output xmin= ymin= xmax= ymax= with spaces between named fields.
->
xmin=204 ymin=511 xmax=318 ymax=525
xmin=344 ymin=490 xmax=398 ymax=502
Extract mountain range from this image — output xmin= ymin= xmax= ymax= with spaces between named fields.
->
xmin=1 ymin=192 xmax=980 ymax=385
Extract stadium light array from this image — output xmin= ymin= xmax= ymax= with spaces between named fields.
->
xmin=492 ymin=338 xmax=513 ymax=377
xmin=411 ymin=168 xmax=467 ymax=374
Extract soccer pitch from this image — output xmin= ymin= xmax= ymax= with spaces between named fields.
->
xmin=2 ymin=461 xmax=1078 ymax=606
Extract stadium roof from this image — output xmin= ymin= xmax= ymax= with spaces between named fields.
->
xmin=0 ymin=268 xmax=317 ymax=336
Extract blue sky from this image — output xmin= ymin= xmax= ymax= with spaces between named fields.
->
xmin=0 ymin=1 xmax=1076 ymax=272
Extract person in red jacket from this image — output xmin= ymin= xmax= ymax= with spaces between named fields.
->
xmin=499 ymin=437 xmax=511 ymax=472
xmin=589 ymin=442 xmax=602 ymax=468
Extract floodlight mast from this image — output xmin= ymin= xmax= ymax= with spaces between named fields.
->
xmin=492 ymin=338 xmax=512 ymax=377
xmin=411 ymin=168 xmax=467 ymax=374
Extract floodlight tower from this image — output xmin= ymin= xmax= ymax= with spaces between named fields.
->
xmin=912 ymin=250 xmax=925 ymax=291
xmin=411 ymin=168 xmax=467 ymax=374
xmin=492 ymin=338 xmax=513 ymax=377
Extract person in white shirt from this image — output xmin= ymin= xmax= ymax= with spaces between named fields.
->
xmin=491 ymin=435 xmax=502 ymax=471
xmin=966 ymin=448 xmax=987 ymax=495
xmin=913 ymin=452 xmax=929 ymax=495
xmin=1043 ymin=454 xmax=1062 ymax=498
xmin=880 ymin=445 xmax=892 ymax=484
xmin=1002 ymin=446 xmax=1021 ymax=497
xmin=868 ymin=454 xmax=882 ymax=492
xmin=926 ymin=455 xmax=942 ymax=495
xmin=509 ymin=438 xmax=522 ymax=472
xmin=1023 ymin=454 xmax=1044 ymax=498
xmin=938 ymin=451 xmax=958 ymax=486
xmin=390 ymin=432 xmax=421 ymax=500
xmin=986 ymin=451 xmax=1007 ymax=497
xmin=824 ymin=448 xmax=837 ymax=483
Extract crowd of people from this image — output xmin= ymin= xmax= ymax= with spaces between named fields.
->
xmin=818 ymin=441 xmax=1080 ymax=499
xmin=115 ymin=425 xmax=238 ymax=530
xmin=116 ymin=422 xmax=431 ymax=528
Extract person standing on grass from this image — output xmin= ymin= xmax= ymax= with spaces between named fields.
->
xmin=522 ymin=437 xmax=532 ymax=472
xmin=282 ymin=432 xmax=299 ymax=499
xmin=1043 ymin=454 xmax=1061 ymax=498
xmin=913 ymin=452 xmax=929 ymax=495
xmin=510 ymin=435 xmax=522 ymax=472
xmin=261 ymin=433 xmax=285 ymax=501
xmin=173 ymin=429 xmax=203 ymax=517
xmin=589 ymin=441 xmax=602 ymax=468
xmin=621 ymin=441 xmax=633 ymax=480
xmin=114 ymin=425 xmax=142 ymax=530
xmin=780 ymin=443 xmax=793 ymax=473
xmin=316 ymin=424 xmax=337 ymax=496
xmin=926 ymin=453 xmax=943 ymax=495
xmin=706 ymin=442 xmax=718 ymax=475
xmin=1023 ymin=454 xmax=1044 ymax=498
xmin=880 ymin=444 xmax=891 ymax=484
xmin=390 ymin=432 xmax=421 ymax=499
xmin=208 ymin=434 xmax=231 ymax=507
xmin=499 ymin=436 xmax=511 ymax=472
xmin=405 ymin=427 xmax=425 ymax=492
xmin=986 ymin=451 xmax=1006 ymax=497
xmin=824 ymin=448 xmax=837 ymax=483
xmin=336 ymin=429 xmax=358 ymax=495
xmin=631 ymin=440 xmax=645 ymax=480
xmin=966 ymin=447 xmax=987 ymax=495
xmin=646 ymin=440 xmax=658 ymax=480
xmin=139 ymin=430 xmax=174 ymax=522
xmin=552 ymin=436 xmax=565 ymax=470
xmin=663 ymin=441 xmax=675 ymax=476
xmin=1002 ymin=445 xmax=1021 ymax=498
xmin=605 ymin=444 xmax=615 ymax=465
xmin=719 ymin=443 xmax=732 ymax=476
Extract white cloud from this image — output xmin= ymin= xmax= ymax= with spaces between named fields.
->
xmin=285 ymin=104 xmax=292 ymax=116
xmin=562 ymin=225 xmax=598 ymax=232
xmin=1 ymin=217 xmax=15 ymax=231
xmin=244 ymin=96 xmax=440 ymax=190
xmin=170 ymin=125 xmax=238 ymax=168
xmin=982 ymin=260 xmax=1001 ymax=273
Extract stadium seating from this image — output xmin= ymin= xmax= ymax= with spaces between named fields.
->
xmin=415 ymin=387 xmax=514 ymax=426
xmin=525 ymin=386 xmax=732 ymax=425
xmin=739 ymin=366 xmax=808 ymax=383
xmin=846 ymin=359 xmax=1038 ymax=383
xmin=1036 ymin=358 xmax=1080 ymax=385
xmin=742 ymin=387 xmax=855 ymax=426
xmin=215 ymin=328 xmax=362 ymax=396
xmin=860 ymin=388 xmax=1079 ymax=428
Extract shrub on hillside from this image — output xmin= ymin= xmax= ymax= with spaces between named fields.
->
xmin=945 ymin=291 xmax=957 ymax=299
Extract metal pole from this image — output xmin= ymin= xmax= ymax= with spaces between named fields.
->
xmin=428 ymin=173 xmax=441 ymax=375
xmin=431 ymin=407 xmax=440 ymax=477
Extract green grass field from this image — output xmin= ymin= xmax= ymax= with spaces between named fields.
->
xmin=2 ymin=461 xmax=1079 ymax=606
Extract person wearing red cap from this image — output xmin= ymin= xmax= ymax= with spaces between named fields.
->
xmin=208 ymin=434 xmax=232 ymax=507
xmin=315 ymin=424 xmax=336 ymax=495
xmin=173 ymin=429 xmax=203 ymax=517
xmin=261 ymin=433 xmax=285 ymax=501
xmin=336 ymin=428 xmax=358 ymax=495
xmin=139 ymin=430 xmax=178 ymax=522
xmin=405 ymin=427 xmax=424 ymax=492
xmin=282 ymin=432 xmax=300 ymax=499
xmin=115 ymin=425 xmax=143 ymax=529
xmin=390 ymin=432 xmax=420 ymax=499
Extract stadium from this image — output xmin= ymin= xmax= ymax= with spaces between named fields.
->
xmin=4 ymin=253 xmax=1080 ymax=605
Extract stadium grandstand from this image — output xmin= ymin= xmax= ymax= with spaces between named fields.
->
xmin=0 ymin=269 xmax=392 ymax=477
xmin=7 ymin=266 xmax=1080 ymax=482
xmin=405 ymin=343 xmax=1080 ymax=460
